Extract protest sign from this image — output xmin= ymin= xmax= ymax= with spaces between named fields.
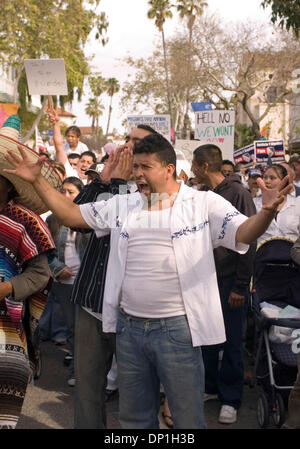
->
xmin=254 ymin=140 xmax=285 ymax=165
xmin=24 ymin=59 xmax=68 ymax=96
xmin=233 ymin=143 xmax=255 ymax=168
xmin=194 ymin=110 xmax=235 ymax=161
xmin=234 ymin=140 xmax=285 ymax=168
xmin=127 ymin=115 xmax=171 ymax=142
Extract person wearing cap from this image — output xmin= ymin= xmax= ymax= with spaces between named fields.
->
xmin=247 ymin=167 xmax=262 ymax=198
xmin=290 ymin=153 xmax=300 ymax=189
xmin=85 ymin=163 xmax=103 ymax=184
xmin=0 ymin=115 xmax=60 ymax=428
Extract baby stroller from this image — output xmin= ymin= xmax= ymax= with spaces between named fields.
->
xmin=250 ymin=237 xmax=300 ymax=428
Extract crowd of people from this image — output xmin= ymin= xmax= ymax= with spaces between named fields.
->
xmin=0 ymin=110 xmax=299 ymax=430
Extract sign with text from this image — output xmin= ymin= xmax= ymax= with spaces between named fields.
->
xmin=233 ymin=143 xmax=255 ymax=168
xmin=194 ymin=110 xmax=235 ymax=161
xmin=24 ymin=59 xmax=68 ymax=96
xmin=234 ymin=140 xmax=285 ymax=168
xmin=255 ymin=140 xmax=285 ymax=165
xmin=127 ymin=115 xmax=171 ymax=142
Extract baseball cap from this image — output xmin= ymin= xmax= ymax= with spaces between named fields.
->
xmin=85 ymin=163 xmax=104 ymax=175
xmin=248 ymin=168 xmax=262 ymax=178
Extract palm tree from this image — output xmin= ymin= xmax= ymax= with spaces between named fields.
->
xmin=147 ymin=0 xmax=174 ymax=128
xmin=85 ymin=98 xmax=104 ymax=135
xmin=176 ymin=0 xmax=207 ymax=138
xmin=105 ymin=77 xmax=120 ymax=136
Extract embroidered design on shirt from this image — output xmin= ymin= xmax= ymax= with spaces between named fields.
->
xmin=120 ymin=230 xmax=129 ymax=240
xmin=218 ymin=211 xmax=240 ymax=240
xmin=171 ymin=220 xmax=209 ymax=240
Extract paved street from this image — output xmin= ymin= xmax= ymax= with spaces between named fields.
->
xmin=17 ymin=340 xmax=277 ymax=430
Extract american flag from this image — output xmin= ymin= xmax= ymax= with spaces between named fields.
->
xmin=35 ymin=127 xmax=47 ymax=154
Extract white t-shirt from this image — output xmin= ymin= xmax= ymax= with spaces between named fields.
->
xmin=64 ymin=141 xmax=89 ymax=155
xmin=64 ymin=160 xmax=87 ymax=184
xmin=60 ymin=230 xmax=81 ymax=284
xmin=254 ymin=194 xmax=300 ymax=244
xmin=121 ymin=208 xmax=185 ymax=318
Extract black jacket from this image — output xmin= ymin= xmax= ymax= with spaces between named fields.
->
xmin=213 ymin=174 xmax=257 ymax=295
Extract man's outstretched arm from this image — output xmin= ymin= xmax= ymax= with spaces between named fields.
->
xmin=4 ymin=146 xmax=88 ymax=228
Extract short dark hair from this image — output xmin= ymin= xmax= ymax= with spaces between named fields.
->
xmin=137 ymin=124 xmax=158 ymax=134
xmin=133 ymin=133 xmax=177 ymax=179
xmin=193 ymin=144 xmax=223 ymax=173
xmin=65 ymin=126 xmax=81 ymax=137
xmin=80 ymin=151 xmax=97 ymax=164
xmin=62 ymin=176 xmax=84 ymax=192
xmin=68 ymin=153 xmax=80 ymax=160
xmin=222 ymin=159 xmax=234 ymax=168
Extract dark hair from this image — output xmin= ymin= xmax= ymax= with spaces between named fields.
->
xmin=80 ymin=151 xmax=97 ymax=164
xmin=193 ymin=144 xmax=223 ymax=173
xmin=222 ymin=159 xmax=234 ymax=168
xmin=133 ymin=133 xmax=177 ymax=179
xmin=137 ymin=124 xmax=158 ymax=134
xmin=1 ymin=176 xmax=18 ymax=201
xmin=68 ymin=153 xmax=80 ymax=160
xmin=62 ymin=176 xmax=84 ymax=192
xmin=100 ymin=153 xmax=109 ymax=163
xmin=265 ymin=164 xmax=288 ymax=180
xmin=65 ymin=126 xmax=81 ymax=137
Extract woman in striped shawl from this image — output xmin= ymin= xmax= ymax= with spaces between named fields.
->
xmin=0 ymin=175 xmax=55 ymax=428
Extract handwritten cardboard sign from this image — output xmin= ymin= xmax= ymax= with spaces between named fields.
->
xmin=194 ymin=110 xmax=235 ymax=161
xmin=127 ymin=115 xmax=171 ymax=142
xmin=24 ymin=59 xmax=68 ymax=96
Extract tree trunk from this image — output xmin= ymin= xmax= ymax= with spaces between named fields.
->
xmin=161 ymin=28 xmax=173 ymax=129
xmin=105 ymin=96 xmax=113 ymax=137
xmin=182 ymin=22 xmax=193 ymax=140
xmin=13 ymin=65 xmax=24 ymax=104
xmin=23 ymin=97 xmax=48 ymax=144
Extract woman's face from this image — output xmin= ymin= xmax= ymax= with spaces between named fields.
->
xmin=62 ymin=182 xmax=80 ymax=201
xmin=66 ymin=131 xmax=79 ymax=149
xmin=263 ymin=168 xmax=282 ymax=190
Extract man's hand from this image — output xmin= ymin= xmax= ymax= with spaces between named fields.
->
xmin=45 ymin=106 xmax=60 ymax=126
xmin=228 ymin=292 xmax=245 ymax=309
xmin=257 ymin=175 xmax=293 ymax=211
xmin=57 ymin=267 xmax=74 ymax=280
xmin=4 ymin=145 xmax=46 ymax=184
xmin=100 ymin=146 xmax=125 ymax=184
xmin=0 ymin=281 xmax=13 ymax=301
xmin=110 ymin=148 xmax=133 ymax=181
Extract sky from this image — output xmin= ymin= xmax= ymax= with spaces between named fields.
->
xmin=71 ymin=0 xmax=272 ymax=134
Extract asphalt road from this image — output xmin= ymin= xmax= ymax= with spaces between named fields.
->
xmin=16 ymin=340 xmax=281 ymax=430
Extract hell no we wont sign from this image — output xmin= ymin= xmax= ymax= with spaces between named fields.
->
xmin=194 ymin=110 xmax=235 ymax=161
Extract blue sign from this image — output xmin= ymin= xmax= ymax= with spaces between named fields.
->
xmin=191 ymin=102 xmax=212 ymax=112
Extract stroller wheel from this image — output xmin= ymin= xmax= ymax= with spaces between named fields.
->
xmin=272 ymin=393 xmax=285 ymax=428
xmin=257 ymin=392 xmax=270 ymax=428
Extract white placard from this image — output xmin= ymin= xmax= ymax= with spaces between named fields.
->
xmin=127 ymin=115 xmax=171 ymax=142
xmin=24 ymin=59 xmax=68 ymax=96
xmin=194 ymin=110 xmax=235 ymax=161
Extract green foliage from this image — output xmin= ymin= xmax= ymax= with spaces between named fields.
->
xmin=262 ymin=0 xmax=300 ymax=37
xmin=0 ymin=0 xmax=109 ymax=133
xmin=147 ymin=0 xmax=173 ymax=31
xmin=234 ymin=124 xmax=257 ymax=149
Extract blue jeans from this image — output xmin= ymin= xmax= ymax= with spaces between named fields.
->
xmin=202 ymin=275 xmax=245 ymax=410
xmin=116 ymin=310 xmax=206 ymax=429
xmin=39 ymin=289 xmax=67 ymax=341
